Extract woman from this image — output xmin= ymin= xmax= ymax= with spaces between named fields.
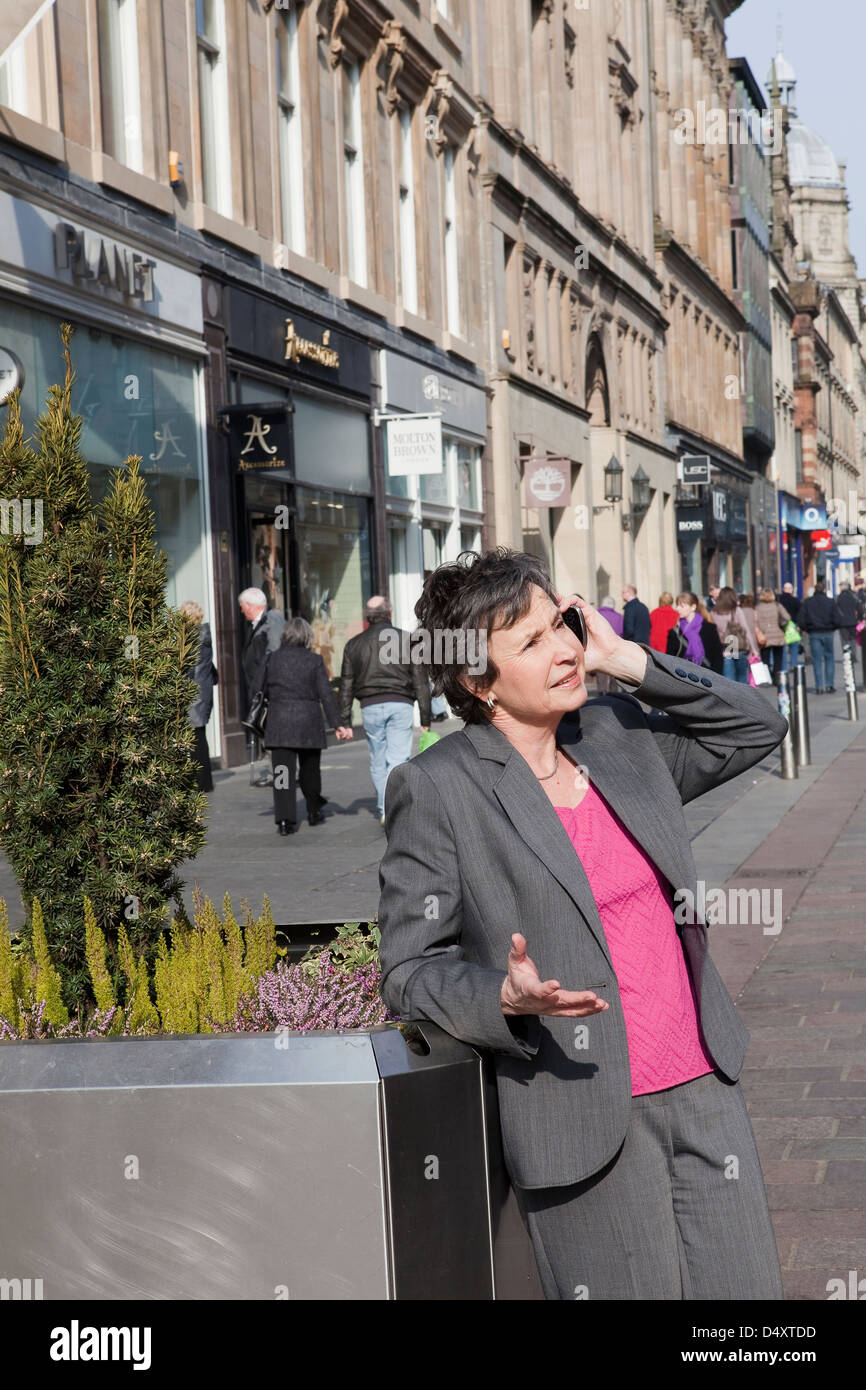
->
xmin=261 ymin=617 xmax=352 ymax=835
xmin=180 ymin=600 xmax=216 ymax=793
xmin=594 ymin=597 xmax=622 ymax=694
xmin=378 ymin=548 xmax=786 ymax=1301
xmin=755 ymin=588 xmax=791 ymax=687
xmin=665 ymin=591 xmax=724 ymax=674
xmin=712 ymin=586 xmax=755 ymax=683
xmin=649 ymin=591 xmax=679 ymax=653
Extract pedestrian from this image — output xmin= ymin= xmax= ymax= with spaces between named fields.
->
xmin=666 ymin=591 xmax=723 ymax=674
xmin=798 ymin=580 xmax=840 ymax=694
xmin=833 ymin=582 xmax=863 ymax=649
xmin=621 ymin=584 xmax=651 ymax=645
xmin=754 ymin=588 xmax=790 ymax=688
xmin=339 ymin=595 xmax=431 ymax=826
xmin=180 ymin=600 xmax=216 ymax=793
xmin=261 ymin=617 xmax=353 ymax=835
xmin=595 ymin=597 xmax=622 ymax=694
xmin=378 ymin=547 xmax=786 ymax=1301
xmin=705 ymin=585 xmax=720 ymax=611
xmin=776 ymin=581 xmax=801 ymax=624
xmin=239 ymin=587 xmax=286 ymax=786
xmin=649 ymin=591 xmax=679 ymax=653
xmin=711 ymin=586 xmax=753 ymax=683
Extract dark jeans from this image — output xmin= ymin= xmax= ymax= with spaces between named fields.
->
xmin=269 ymin=747 xmax=324 ymax=825
xmin=765 ymin=643 xmax=785 ymax=685
xmin=192 ymin=726 xmax=213 ymax=792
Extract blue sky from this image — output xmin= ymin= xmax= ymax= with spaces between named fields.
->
xmin=724 ymin=0 xmax=866 ymax=276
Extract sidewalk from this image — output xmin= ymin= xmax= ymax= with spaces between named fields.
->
xmin=715 ymin=725 xmax=866 ymax=1301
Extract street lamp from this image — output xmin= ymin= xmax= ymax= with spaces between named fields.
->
xmin=622 ymin=465 xmax=651 ymax=532
xmin=592 ymin=454 xmax=624 ymax=515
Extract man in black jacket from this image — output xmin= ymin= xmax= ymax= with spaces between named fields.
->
xmin=340 ymin=597 xmax=431 ymax=825
xmin=834 ymin=582 xmax=864 ymax=648
xmin=776 ymin=582 xmax=801 ymax=623
xmin=621 ymin=584 xmax=651 ymax=645
xmin=239 ymin=587 xmax=287 ymax=785
xmin=798 ymin=581 xmax=839 ymax=693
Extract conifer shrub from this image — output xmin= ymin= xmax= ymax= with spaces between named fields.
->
xmin=0 ymin=326 xmax=206 ymax=1007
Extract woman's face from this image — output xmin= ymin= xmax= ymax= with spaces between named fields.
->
xmin=676 ymin=598 xmax=697 ymax=620
xmin=483 ymin=585 xmax=587 ymax=723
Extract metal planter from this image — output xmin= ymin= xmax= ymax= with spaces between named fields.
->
xmin=0 ymin=1021 xmax=543 ymax=1300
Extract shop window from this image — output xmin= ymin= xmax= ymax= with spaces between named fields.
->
xmin=197 ymin=0 xmax=232 ymax=216
xmin=97 ymin=0 xmax=143 ymax=172
xmin=293 ymin=396 xmax=371 ymax=492
xmin=420 ymin=464 xmax=449 ymax=504
xmin=460 ymin=525 xmax=480 ymax=555
xmin=342 ymin=58 xmax=368 ymax=287
xmin=443 ymin=145 xmax=460 ymax=335
xmin=398 ymin=105 xmax=419 ymax=316
xmin=276 ymin=3 xmax=305 ymax=256
xmin=422 ymin=521 xmax=446 ymax=576
xmin=457 ymin=442 xmax=481 ymax=510
xmin=295 ymin=487 xmax=371 ymax=679
xmin=0 ymin=303 xmax=209 ymax=619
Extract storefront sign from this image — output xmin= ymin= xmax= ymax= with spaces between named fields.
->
xmin=284 ymin=319 xmax=340 ymax=370
xmin=225 ymin=290 xmax=371 ymax=398
xmin=524 ymin=456 xmax=570 ymax=508
xmin=0 ymin=190 xmax=203 ymax=335
xmin=677 ymin=515 xmax=705 ymax=535
xmin=680 ymin=454 xmax=711 ymax=485
xmin=837 ymin=543 xmax=861 ymax=560
xmin=783 ymin=499 xmax=827 ymax=530
xmin=386 ymin=415 xmax=443 ymax=476
xmin=811 ymin=530 xmax=832 ymax=552
xmin=225 ymin=406 xmax=294 ymax=474
xmin=54 ymin=221 xmax=155 ymax=302
xmin=0 ymin=347 xmax=24 ymax=405
xmin=384 ymin=351 xmax=487 ymax=438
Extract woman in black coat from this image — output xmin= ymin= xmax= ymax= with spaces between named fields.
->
xmin=180 ymin=600 xmax=216 ymax=793
xmin=261 ymin=617 xmax=353 ymax=835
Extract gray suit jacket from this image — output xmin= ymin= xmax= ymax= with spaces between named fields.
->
xmin=377 ymin=646 xmax=788 ymax=1190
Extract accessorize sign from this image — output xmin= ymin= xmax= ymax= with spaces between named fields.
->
xmin=226 ymin=407 xmax=293 ymax=473
xmin=386 ymin=415 xmax=443 ymax=476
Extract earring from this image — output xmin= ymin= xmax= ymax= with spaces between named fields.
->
xmin=486 ymin=694 xmax=496 ymax=710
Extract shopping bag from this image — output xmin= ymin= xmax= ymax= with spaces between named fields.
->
xmin=783 ymin=620 xmax=801 ymax=645
xmin=417 ymin=729 xmax=441 ymax=754
xmin=749 ymin=659 xmax=773 ymax=686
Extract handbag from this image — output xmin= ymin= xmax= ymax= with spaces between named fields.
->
xmin=755 ymin=621 xmax=767 ymax=647
xmin=242 ymin=690 xmax=268 ymax=739
xmin=783 ymin=620 xmax=801 ymax=645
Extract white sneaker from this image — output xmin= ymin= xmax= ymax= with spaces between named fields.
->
xmin=379 ymin=813 xmax=386 ymax=826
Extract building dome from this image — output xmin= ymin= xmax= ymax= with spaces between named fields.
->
xmin=766 ymin=50 xmax=795 ymax=88
xmin=787 ymin=122 xmax=843 ymax=187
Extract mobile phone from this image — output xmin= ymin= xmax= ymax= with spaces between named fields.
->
xmin=562 ymin=604 xmax=588 ymax=647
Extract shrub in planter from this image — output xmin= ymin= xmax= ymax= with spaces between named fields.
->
xmin=0 ymin=327 xmax=206 ymax=1009
xmin=0 ymin=892 xmax=394 ymax=1039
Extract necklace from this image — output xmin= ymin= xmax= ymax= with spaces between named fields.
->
xmin=535 ymin=748 xmax=559 ymax=781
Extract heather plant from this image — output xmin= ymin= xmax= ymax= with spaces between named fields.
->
xmin=0 ymin=326 xmax=206 ymax=1009
xmin=224 ymin=953 xmax=395 ymax=1034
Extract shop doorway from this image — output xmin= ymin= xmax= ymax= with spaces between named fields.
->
xmin=239 ymin=473 xmax=298 ymax=620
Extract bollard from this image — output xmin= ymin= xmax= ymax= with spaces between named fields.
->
xmin=842 ymin=644 xmax=859 ymax=721
xmin=777 ymin=671 xmax=798 ymax=779
xmin=794 ymin=662 xmax=811 ymax=766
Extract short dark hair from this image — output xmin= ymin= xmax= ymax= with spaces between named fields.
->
xmin=414 ymin=548 xmax=558 ymax=724
xmin=281 ymin=616 xmax=313 ymax=648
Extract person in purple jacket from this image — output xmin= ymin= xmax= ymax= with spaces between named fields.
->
xmin=596 ymin=597 xmax=623 ymax=694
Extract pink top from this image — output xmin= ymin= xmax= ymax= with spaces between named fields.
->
xmin=555 ymin=783 xmax=715 ymax=1097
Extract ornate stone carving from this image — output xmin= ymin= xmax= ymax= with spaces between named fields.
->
xmin=522 ymin=251 xmax=537 ymax=375
xmin=317 ymin=0 xmax=350 ymax=70
xmin=376 ymin=21 xmax=406 ymax=116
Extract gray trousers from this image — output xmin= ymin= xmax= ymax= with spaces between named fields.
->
xmin=514 ymin=1070 xmax=783 ymax=1300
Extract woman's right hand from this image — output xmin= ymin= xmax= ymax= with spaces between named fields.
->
xmin=500 ymin=933 xmax=610 ymax=1018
